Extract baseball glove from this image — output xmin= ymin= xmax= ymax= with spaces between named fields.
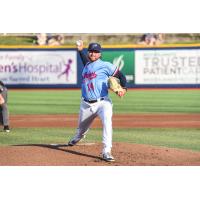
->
xmin=108 ymin=76 xmax=126 ymax=97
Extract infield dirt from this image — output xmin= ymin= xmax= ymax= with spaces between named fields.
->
xmin=9 ymin=113 xmax=200 ymax=128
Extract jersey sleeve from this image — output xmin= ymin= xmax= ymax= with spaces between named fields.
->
xmin=79 ymin=50 xmax=90 ymax=66
xmin=105 ymin=62 xmax=119 ymax=76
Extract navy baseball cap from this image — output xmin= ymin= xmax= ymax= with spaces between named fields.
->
xmin=88 ymin=43 xmax=101 ymax=52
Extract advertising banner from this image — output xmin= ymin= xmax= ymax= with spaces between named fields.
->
xmin=102 ymin=51 xmax=134 ymax=83
xmin=135 ymin=49 xmax=200 ymax=84
xmin=0 ymin=50 xmax=77 ymax=85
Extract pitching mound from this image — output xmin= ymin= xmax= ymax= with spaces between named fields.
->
xmin=0 ymin=142 xmax=200 ymax=166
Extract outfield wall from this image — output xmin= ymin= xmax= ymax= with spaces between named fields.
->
xmin=0 ymin=44 xmax=200 ymax=88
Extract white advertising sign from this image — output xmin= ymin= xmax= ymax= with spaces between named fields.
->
xmin=135 ymin=49 xmax=200 ymax=84
xmin=0 ymin=51 xmax=77 ymax=84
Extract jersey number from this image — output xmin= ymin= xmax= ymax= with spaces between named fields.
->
xmin=87 ymin=82 xmax=94 ymax=91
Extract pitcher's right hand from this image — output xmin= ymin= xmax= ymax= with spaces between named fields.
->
xmin=76 ymin=40 xmax=84 ymax=51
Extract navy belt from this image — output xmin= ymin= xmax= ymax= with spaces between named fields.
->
xmin=84 ymin=97 xmax=104 ymax=103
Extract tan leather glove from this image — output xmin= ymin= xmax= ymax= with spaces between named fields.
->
xmin=108 ymin=76 xmax=127 ymax=98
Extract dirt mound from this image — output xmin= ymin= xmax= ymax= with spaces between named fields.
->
xmin=1 ymin=142 xmax=200 ymax=166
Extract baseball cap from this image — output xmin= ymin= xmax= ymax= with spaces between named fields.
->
xmin=88 ymin=43 xmax=101 ymax=52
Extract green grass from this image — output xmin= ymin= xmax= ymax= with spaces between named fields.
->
xmin=8 ymin=89 xmax=200 ymax=114
xmin=0 ymin=36 xmax=34 ymax=45
xmin=113 ymin=128 xmax=200 ymax=152
xmin=9 ymin=90 xmax=81 ymax=114
xmin=0 ymin=128 xmax=200 ymax=152
xmin=2 ymin=89 xmax=199 ymax=153
xmin=0 ymin=128 xmax=72 ymax=145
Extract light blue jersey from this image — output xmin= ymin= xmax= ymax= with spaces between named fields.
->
xmin=82 ymin=59 xmax=118 ymax=100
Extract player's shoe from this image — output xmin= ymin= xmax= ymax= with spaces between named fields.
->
xmin=68 ymin=139 xmax=77 ymax=146
xmin=68 ymin=135 xmax=85 ymax=146
xmin=102 ymin=152 xmax=115 ymax=162
xmin=3 ymin=125 xmax=10 ymax=133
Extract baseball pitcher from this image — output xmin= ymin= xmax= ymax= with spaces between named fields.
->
xmin=68 ymin=40 xmax=127 ymax=162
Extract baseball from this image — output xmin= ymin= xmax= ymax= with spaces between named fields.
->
xmin=76 ymin=40 xmax=82 ymax=46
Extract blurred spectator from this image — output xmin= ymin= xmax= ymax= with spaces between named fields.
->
xmin=47 ymin=34 xmax=64 ymax=46
xmin=46 ymin=33 xmax=53 ymax=41
xmin=139 ymin=33 xmax=164 ymax=46
xmin=156 ymin=33 xmax=164 ymax=44
xmin=35 ymin=33 xmax=64 ymax=46
xmin=36 ymin=33 xmax=47 ymax=45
